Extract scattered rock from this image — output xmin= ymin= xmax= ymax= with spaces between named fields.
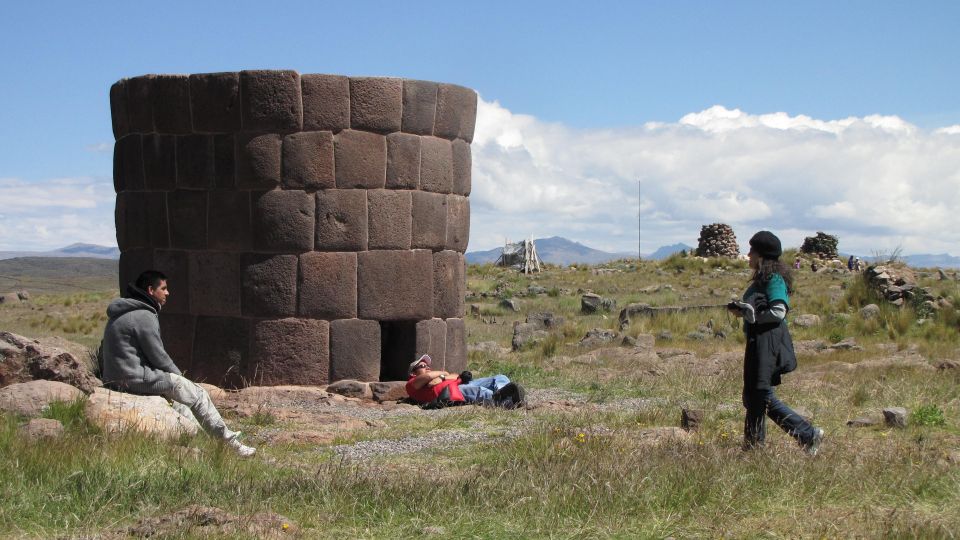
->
xmin=512 ymin=312 xmax=564 ymax=351
xmin=859 ymin=304 xmax=881 ymax=320
xmin=370 ymin=381 xmax=407 ymax=402
xmin=85 ymin=387 xmax=200 ymax=438
xmin=19 ymin=418 xmax=65 ymax=440
xmin=681 ymin=408 xmax=704 ymax=431
xmin=938 ymin=269 xmax=948 ymax=280
xmin=499 ymin=298 xmax=520 ymax=312
xmin=882 ymin=407 xmax=908 ymax=428
xmin=792 ymin=314 xmax=821 ymax=328
xmin=633 ymin=334 xmax=656 ymax=352
xmin=829 ymin=338 xmax=863 ymax=351
xmin=846 ymin=416 xmax=879 ymax=428
xmin=17 ymin=290 xmax=30 ymax=302
xmin=656 ymin=330 xmax=673 ymax=341
xmin=581 ymin=293 xmax=616 ymax=314
xmin=326 ymin=380 xmax=372 ymax=400
xmin=0 ymin=380 xmax=84 ymax=417
xmin=936 ymin=360 xmax=960 ymax=370
xmin=127 ymin=505 xmax=297 ymax=539
xmin=579 ymin=328 xmax=619 ymax=348
xmin=0 ymin=331 xmax=101 ymax=393
xmin=527 ymin=285 xmax=547 ymax=295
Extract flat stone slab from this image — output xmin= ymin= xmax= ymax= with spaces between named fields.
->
xmin=85 ymin=387 xmax=200 ymax=438
xmin=0 ymin=380 xmax=84 ymax=417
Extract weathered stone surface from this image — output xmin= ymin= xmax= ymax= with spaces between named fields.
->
xmin=191 ymin=316 xmax=249 ymax=389
xmin=20 ymin=418 xmax=65 ymax=440
xmin=334 ymin=130 xmax=386 ymax=189
xmin=0 ymin=380 xmax=84 ymax=417
xmin=411 ymin=191 xmax=448 ymax=250
xmin=329 ymin=319 xmax=381 ymax=382
xmin=434 ymin=84 xmax=478 ymax=142
xmin=370 ymin=381 xmax=408 ymax=402
xmin=176 ymin=135 xmax=216 ymax=190
xmin=236 ymin=133 xmax=282 ymax=189
xmin=315 ymin=189 xmax=368 ymax=251
xmin=115 ymin=192 xmax=150 ymax=250
xmin=579 ymin=328 xmax=619 ymax=348
xmin=420 ymin=137 xmax=453 ymax=193
xmin=512 ymin=313 xmax=564 ymax=351
xmin=846 ymin=416 xmax=879 ymax=428
xmin=208 ymin=191 xmax=251 ymax=251
xmin=433 ymin=251 xmax=465 ymax=319
xmin=142 ymin=134 xmax=177 ymax=190
xmin=153 ymin=250 xmax=189 ymax=314
xmin=189 ymin=72 xmax=241 ymax=133
xmin=302 ymin=74 xmax=350 ymax=131
xmin=386 ymin=132 xmax=421 ymax=189
xmin=110 ymin=79 xmax=130 ymax=139
xmin=151 ymin=75 xmax=192 ymax=134
xmin=445 ymin=195 xmax=469 ymax=252
xmin=500 ymin=298 xmax=520 ymax=312
xmin=158 ymin=314 xmax=195 ymax=371
xmin=250 ymin=318 xmax=329 ymax=386
xmin=696 ymin=223 xmax=739 ymax=258
xmin=445 ymin=318 xmax=467 ymax=374
xmin=85 ymin=387 xmax=199 ymax=438
xmin=212 ymin=134 xmax=236 ymax=188
xmin=350 ymin=77 xmax=402 ymax=133
xmin=401 ymin=79 xmax=438 ymax=136
xmin=282 ymin=131 xmax=335 ymax=190
xmin=581 ymin=293 xmax=616 ymax=314
xmin=883 ymin=407 xmax=908 ymax=428
xmin=144 ymin=192 xmax=171 ymax=249
xmin=357 ymin=250 xmax=434 ymax=320
xmin=188 ymin=252 xmax=240 ymax=316
xmin=126 ymin=75 xmax=155 ymax=134
xmin=681 ymin=408 xmax=705 ymax=431
xmin=240 ymin=70 xmax=302 ymax=133
xmin=416 ymin=319 xmax=447 ymax=368
xmin=298 ymin=252 xmax=357 ymax=319
xmin=241 ymin=254 xmax=298 ymax=317
xmin=368 ymin=189 xmax=412 ymax=249
xmin=114 ymin=134 xmax=144 ymax=192
xmin=0 ymin=332 xmax=100 ymax=394
xmin=793 ymin=314 xmax=821 ymax=328
xmin=167 ymin=191 xmax=207 ymax=250
xmin=326 ymin=379 xmax=372 ymax=399
xmin=451 ymin=139 xmax=471 ymax=195
xmin=251 ymin=190 xmax=315 ymax=253
xmin=119 ymin=249 xmax=155 ymax=294
xmin=860 ymin=304 xmax=881 ymax=320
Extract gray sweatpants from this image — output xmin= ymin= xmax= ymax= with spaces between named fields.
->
xmin=161 ymin=373 xmax=237 ymax=441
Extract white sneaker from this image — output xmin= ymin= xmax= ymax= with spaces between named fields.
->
xmin=226 ymin=433 xmax=257 ymax=457
xmin=804 ymin=428 xmax=825 ymax=456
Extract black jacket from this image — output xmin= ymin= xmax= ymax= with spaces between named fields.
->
xmin=742 ymin=293 xmax=797 ymax=390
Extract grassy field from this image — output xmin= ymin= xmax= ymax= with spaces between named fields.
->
xmin=1 ymin=253 xmax=959 ymax=538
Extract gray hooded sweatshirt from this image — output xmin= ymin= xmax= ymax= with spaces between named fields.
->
xmin=101 ymin=295 xmax=181 ymax=394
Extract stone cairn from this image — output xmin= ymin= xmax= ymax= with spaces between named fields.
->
xmin=695 ymin=223 xmax=739 ymax=258
xmin=864 ymin=265 xmax=936 ymax=309
xmin=800 ymin=232 xmax=838 ymax=259
xmin=110 ymin=71 xmax=475 ymax=387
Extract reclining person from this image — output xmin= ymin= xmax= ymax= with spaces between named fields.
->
xmin=405 ymin=354 xmax=525 ymax=409
xmin=100 ymin=270 xmax=256 ymax=457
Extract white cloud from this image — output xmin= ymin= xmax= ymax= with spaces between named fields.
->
xmin=84 ymin=142 xmax=113 ymax=153
xmin=471 ymin=101 xmax=960 ymax=256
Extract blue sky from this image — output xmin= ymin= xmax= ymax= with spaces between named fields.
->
xmin=2 ymin=1 xmax=960 ymax=255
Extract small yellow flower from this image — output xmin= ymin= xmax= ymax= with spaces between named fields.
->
xmin=282 ymin=523 xmax=289 ymax=531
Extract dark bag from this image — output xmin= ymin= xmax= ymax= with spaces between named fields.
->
xmin=420 ymin=386 xmax=468 ymax=410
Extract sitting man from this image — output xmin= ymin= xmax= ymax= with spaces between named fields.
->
xmin=100 ymin=270 xmax=256 ymax=457
xmin=405 ymin=354 xmax=525 ymax=409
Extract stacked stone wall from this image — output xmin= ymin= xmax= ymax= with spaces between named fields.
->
xmin=110 ymin=71 xmax=475 ymax=387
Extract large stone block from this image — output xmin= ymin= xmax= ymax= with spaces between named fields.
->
xmin=452 ymin=139 xmax=471 ymax=196
xmin=240 ymin=70 xmax=302 ymax=133
xmin=208 ymin=191 xmax=251 ymax=251
xmin=315 ymin=189 xmax=368 ymax=251
xmin=402 ymin=79 xmax=438 ymax=136
xmin=445 ymin=195 xmax=470 ymax=252
xmin=144 ymin=192 xmax=170 ymax=249
xmin=435 ymin=83 xmax=478 ymax=143
xmin=250 ymin=318 xmax=330 ymax=386
xmin=153 ymin=250 xmax=189 ymax=314
xmin=334 ymin=130 xmax=386 ymax=189
xmin=151 ymin=75 xmax=192 ymax=134
xmin=302 ymin=74 xmax=350 ymax=132
xmin=298 ymin=252 xmax=357 ymax=320
xmin=110 ymin=79 xmax=130 ymax=139
xmin=415 ymin=318 xmax=446 ymax=369
xmin=192 ymin=316 xmax=249 ymax=388
xmin=176 ymin=135 xmax=215 ymax=190
xmin=282 ymin=131 xmax=335 ymax=190
xmin=158 ymin=313 xmax=196 ymax=372
xmin=167 ymin=191 xmax=207 ymax=250
xmin=115 ymin=192 xmax=149 ymax=250
xmin=241 ymin=254 xmax=298 ymax=317
xmin=118 ymin=248 xmax=154 ymax=293
xmin=126 ymin=75 xmax=154 ymax=134
xmin=213 ymin=134 xmax=235 ymax=189
xmin=367 ymin=189 xmax=412 ymax=250
xmin=357 ymin=250 xmax=433 ymax=320
xmin=444 ymin=318 xmax=467 ymax=374
xmin=350 ymin=77 xmax=402 ymax=134
xmin=237 ymin=133 xmax=282 ymax=189
xmin=386 ymin=133 xmax=420 ymax=189
xmin=252 ymin=190 xmax=315 ymax=253
xmin=433 ymin=251 xmax=465 ymax=319
xmin=189 ymin=72 xmax=241 ymax=133
xmin=188 ymin=252 xmax=240 ymax=316
xmin=419 ymin=136 xmax=453 ymax=193
xmin=142 ymin=134 xmax=177 ymax=191
xmin=329 ymin=319 xmax=381 ymax=382
xmin=411 ymin=191 xmax=448 ymax=250
xmin=113 ymin=135 xmax=144 ymax=192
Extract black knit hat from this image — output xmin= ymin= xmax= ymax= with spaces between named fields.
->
xmin=749 ymin=231 xmax=782 ymax=260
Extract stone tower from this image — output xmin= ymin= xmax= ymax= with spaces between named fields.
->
xmin=109 ymin=71 xmax=475 ymax=388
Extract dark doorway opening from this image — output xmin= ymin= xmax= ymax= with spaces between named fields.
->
xmin=380 ymin=320 xmax=416 ymax=381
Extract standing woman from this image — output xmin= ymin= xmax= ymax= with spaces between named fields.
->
xmin=728 ymin=231 xmax=825 ymax=455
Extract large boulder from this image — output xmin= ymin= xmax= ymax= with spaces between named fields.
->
xmin=0 ymin=380 xmax=84 ymax=417
xmin=581 ymin=293 xmax=616 ymax=314
xmin=19 ymin=418 xmax=65 ymax=440
xmin=511 ymin=312 xmax=565 ymax=351
xmin=0 ymin=332 xmax=101 ymax=393
xmin=85 ymin=387 xmax=200 ymax=438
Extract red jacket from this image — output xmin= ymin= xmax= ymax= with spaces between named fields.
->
xmin=406 ymin=376 xmax=465 ymax=404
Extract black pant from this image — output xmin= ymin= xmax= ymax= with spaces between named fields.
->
xmin=742 ymin=388 xmax=815 ymax=447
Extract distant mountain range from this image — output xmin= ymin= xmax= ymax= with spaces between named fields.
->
xmin=0 ymin=243 xmax=120 ymax=261
xmin=465 ymin=237 xmax=691 ymax=265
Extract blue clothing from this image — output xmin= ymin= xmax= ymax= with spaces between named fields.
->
xmin=743 ymin=388 xmax=817 ymax=446
xmin=458 ymin=375 xmax=510 ymax=404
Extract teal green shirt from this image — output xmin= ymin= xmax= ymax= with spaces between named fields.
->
xmin=744 ymin=274 xmax=790 ymax=308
